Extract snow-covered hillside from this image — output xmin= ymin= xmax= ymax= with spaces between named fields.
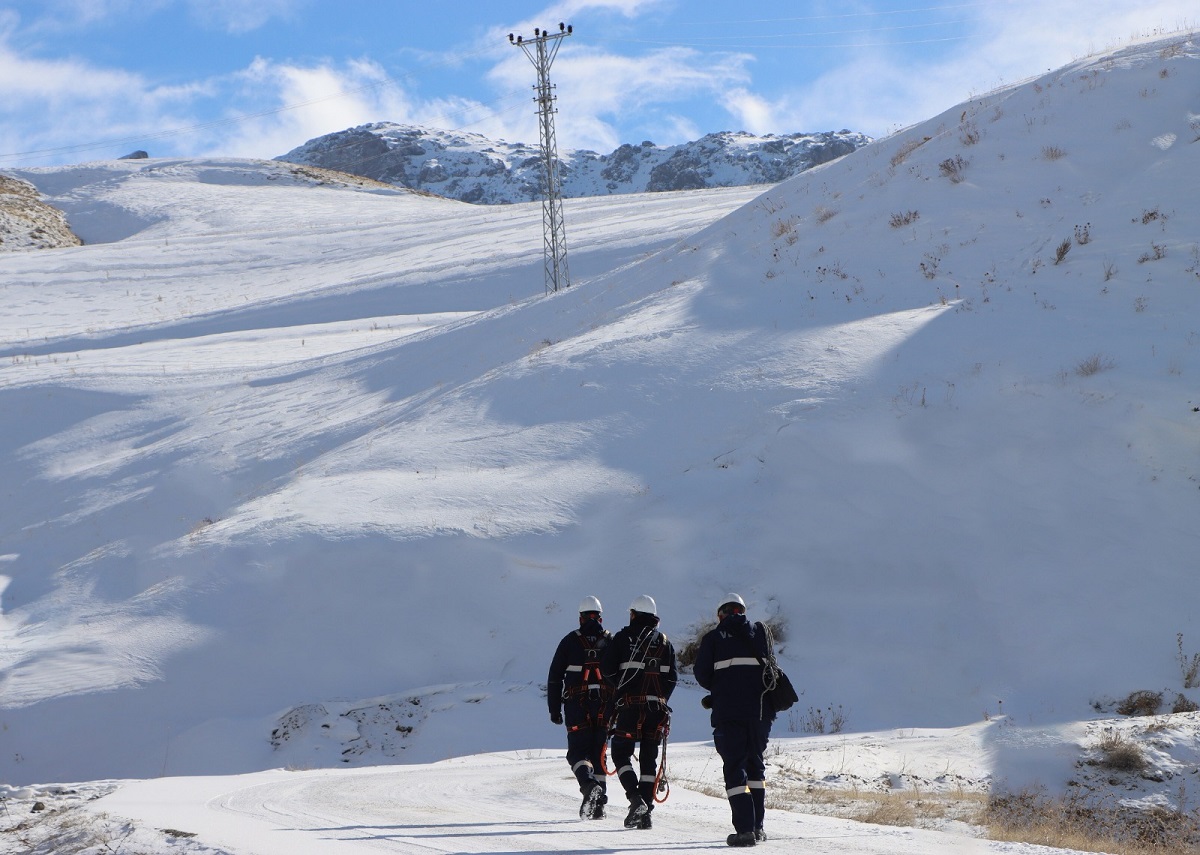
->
xmin=1 ymin=31 xmax=1199 ymax=854
xmin=0 ymin=157 xmax=764 ymax=783
xmin=276 ymin=123 xmax=869 ymax=203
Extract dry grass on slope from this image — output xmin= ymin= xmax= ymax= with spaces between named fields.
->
xmin=0 ymin=174 xmax=82 ymax=252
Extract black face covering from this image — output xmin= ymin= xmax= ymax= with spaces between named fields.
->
xmin=580 ymin=616 xmax=604 ymax=638
xmin=721 ymin=611 xmax=751 ymax=636
xmin=630 ymin=611 xmax=659 ymax=631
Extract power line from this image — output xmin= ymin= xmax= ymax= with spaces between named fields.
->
xmin=669 ymin=2 xmax=988 ymax=26
xmin=626 ymin=19 xmax=971 ymax=43
xmin=591 ymin=3 xmax=979 ymax=51
xmin=617 ymin=34 xmax=972 ymax=50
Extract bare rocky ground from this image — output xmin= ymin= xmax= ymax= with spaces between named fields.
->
xmin=0 ymin=173 xmax=82 ymax=252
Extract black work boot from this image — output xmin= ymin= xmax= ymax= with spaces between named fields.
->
xmin=590 ymin=790 xmax=608 ymax=820
xmin=623 ymin=798 xmax=649 ymax=828
xmin=579 ymin=780 xmax=603 ymax=820
xmin=727 ymin=830 xmax=757 ymax=847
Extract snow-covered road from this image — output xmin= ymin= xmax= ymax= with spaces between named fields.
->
xmin=94 ymin=746 xmax=1064 ymax=854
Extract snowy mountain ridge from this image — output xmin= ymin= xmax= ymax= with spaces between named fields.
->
xmin=276 ymin=122 xmax=870 ymax=203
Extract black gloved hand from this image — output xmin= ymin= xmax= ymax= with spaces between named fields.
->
xmin=700 ymin=694 xmax=713 ymax=710
xmin=550 ymin=711 xmax=563 ymax=725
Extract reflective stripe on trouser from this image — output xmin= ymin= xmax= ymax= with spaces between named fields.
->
xmin=566 ymin=728 xmax=606 ymax=794
xmin=727 ymin=789 xmax=754 ymax=833
xmin=713 ymin=719 xmax=771 ymax=833
xmin=749 ymin=780 xmax=766 ymax=831
xmin=571 ymin=759 xmax=596 ymax=792
xmin=610 ymin=735 xmax=660 ymax=805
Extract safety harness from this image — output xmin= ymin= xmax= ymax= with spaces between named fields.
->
xmin=610 ymin=625 xmax=673 ymax=802
xmin=564 ymin=629 xmax=611 ymax=732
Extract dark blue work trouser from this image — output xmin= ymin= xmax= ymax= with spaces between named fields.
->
xmin=713 ymin=718 xmax=772 ymax=833
xmin=565 ymin=726 xmax=607 ymax=796
xmin=610 ymin=705 xmax=667 ymax=807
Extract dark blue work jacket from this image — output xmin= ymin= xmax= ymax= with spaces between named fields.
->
xmin=693 ymin=613 xmax=775 ymax=723
xmin=547 ymin=619 xmax=612 ymax=728
xmin=601 ymin=614 xmax=678 ymax=709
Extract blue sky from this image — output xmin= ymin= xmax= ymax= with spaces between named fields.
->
xmin=0 ymin=1 xmax=1194 ymax=166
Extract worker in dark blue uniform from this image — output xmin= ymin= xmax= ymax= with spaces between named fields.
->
xmin=694 ymin=593 xmax=776 ymax=847
xmin=547 ymin=595 xmax=613 ymax=819
xmin=601 ymin=594 xmax=677 ymax=830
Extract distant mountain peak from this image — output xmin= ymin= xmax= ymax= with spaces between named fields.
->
xmin=276 ymin=123 xmax=871 ymax=203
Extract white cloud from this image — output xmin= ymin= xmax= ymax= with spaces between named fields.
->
xmin=651 ymin=113 xmax=701 ymax=145
xmin=513 ymin=0 xmax=669 ymax=29
xmin=210 ymin=57 xmax=415 ymax=158
xmin=0 ymin=45 xmax=136 ymax=102
xmin=724 ymin=0 xmax=1198 ymax=137
xmin=0 ymin=26 xmax=390 ymax=164
xmin=39 ymin=1 xmax=167 ymax=27
xmin=185 ymin=0 xmax=309 ymax=34
xmin=768 ymin=53 xmax=971 ymax=138
xmin=719 ymin=87 xmax=777 ymax=135
xmin=23 ymin=0 xmax=305 ymax=34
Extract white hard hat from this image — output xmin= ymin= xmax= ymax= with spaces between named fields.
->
xmin=629 ymin=594 xmax=657 ymax=616
xmin=578 ymin=595 xmax=603 ymax=614
xmin=718 ymin=593 xmax=746 ymax=613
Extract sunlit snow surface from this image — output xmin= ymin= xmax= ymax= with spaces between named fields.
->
xmin=1 ymin=32 xmax=1200 ymax=855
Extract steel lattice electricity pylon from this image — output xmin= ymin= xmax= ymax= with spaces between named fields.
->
xmin=509 ymin=23 xmax=573 ymax=294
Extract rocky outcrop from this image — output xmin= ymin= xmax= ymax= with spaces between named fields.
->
xmin=0 ymin=173 xmax=83 ymax=251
